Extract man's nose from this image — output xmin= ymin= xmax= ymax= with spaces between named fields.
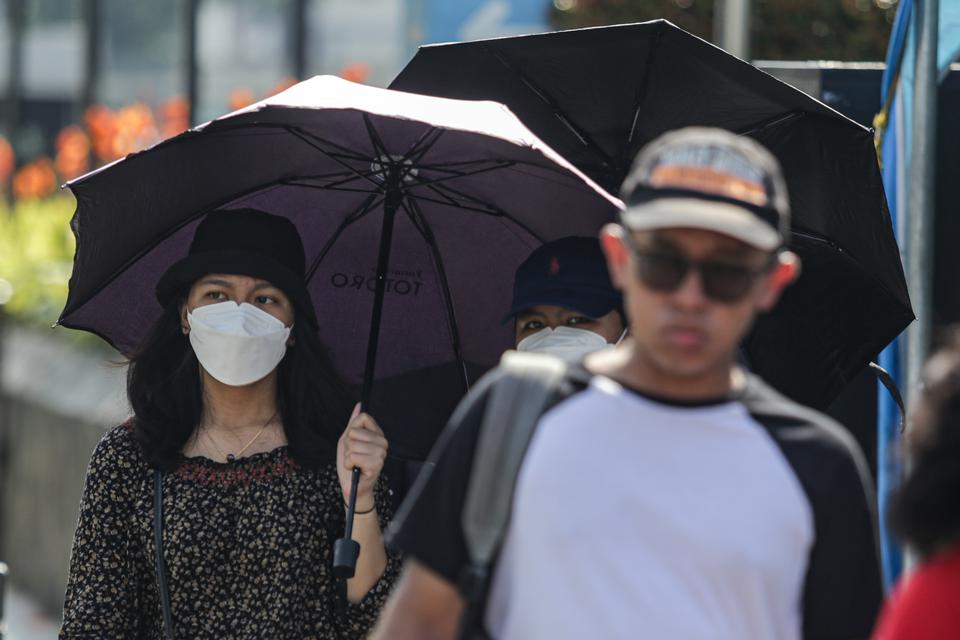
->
xmin=670 ymin=267 xmax=709 ymax=309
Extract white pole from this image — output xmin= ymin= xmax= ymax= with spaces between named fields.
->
xmin=904 ymin=0 xmax=939 ymax=571
xmin=906 ymin=0 xmax=939 ymax=413
xmin=716 ymin=0 xmax=751 ymax=60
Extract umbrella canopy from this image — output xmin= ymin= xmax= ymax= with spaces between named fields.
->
xmin=60 ymin=75 xmax=620 ymax=460
xmin=390 ymin=20 xmax=914 ymax=410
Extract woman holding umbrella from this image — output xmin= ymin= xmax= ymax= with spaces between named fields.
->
xmin=60 ymin=208 xmax=398 ymax=639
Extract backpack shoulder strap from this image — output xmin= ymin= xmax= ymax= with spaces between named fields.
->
xmin=457 ymin=352 xmax=573 ymax=640
xmin=462 ymin=351 xmax=570 ymax=566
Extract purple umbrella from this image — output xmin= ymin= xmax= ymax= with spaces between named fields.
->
xmin=60 ymin=75 xmax=620 ymax=574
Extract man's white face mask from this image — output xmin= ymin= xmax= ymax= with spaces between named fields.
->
xmin=187 ymin=301 xmax=291 ymax=386
xmin=516 ymin=325 xmax=614 ymax=362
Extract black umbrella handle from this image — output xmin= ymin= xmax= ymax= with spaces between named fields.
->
xmin=333 ymin=467 xmax=362 ymax=579
xmin=333 ymin=182 xmax=403 ymax=581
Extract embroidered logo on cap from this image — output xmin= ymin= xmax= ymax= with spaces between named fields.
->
xmin=649 ymin=164 xmax=769 ymax=207
xmin=549 ymin=256 xmax=561 ymax=276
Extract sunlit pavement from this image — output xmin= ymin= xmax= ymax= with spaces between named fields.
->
xmin=4 ymin=584 xmax=59 ymax=640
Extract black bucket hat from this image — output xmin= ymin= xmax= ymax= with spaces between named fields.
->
xmin=156 ymin=208 xmax=318 ymax=328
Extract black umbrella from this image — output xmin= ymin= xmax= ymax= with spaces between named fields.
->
xmin=390 ymin=20 xmax=913 ymax=410
xmin=59 ymin=75 xmax=619 ymax=575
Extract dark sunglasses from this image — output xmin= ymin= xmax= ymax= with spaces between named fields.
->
xmin=626 ymin=241 xmax=777 ymax=303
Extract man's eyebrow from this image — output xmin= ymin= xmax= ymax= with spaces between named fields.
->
xmin=515 ymin=310 xmax=546 ymax=320
xmin=638 ymin=234 xmax=680 ymax=252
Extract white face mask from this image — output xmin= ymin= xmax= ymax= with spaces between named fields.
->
xmin=516 ymin=325 xmax=612 ymax=361
xmin=187 ymin=301 xmax=291 ymax=386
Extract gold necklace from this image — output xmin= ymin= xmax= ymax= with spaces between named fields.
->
xmin=204 ymin=412 xmax=278 ymax=462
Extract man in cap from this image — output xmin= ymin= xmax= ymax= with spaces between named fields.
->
xmin=508 ymin=236 xmax=625 ymax=359
xmin=372 ymin=127 xmax=882 ymax=639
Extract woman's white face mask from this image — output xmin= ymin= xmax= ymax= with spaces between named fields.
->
xmin=187 ymin=301 xmax=291 ymax=386
xmin=516 ymin=325 xmax=614 ymax=361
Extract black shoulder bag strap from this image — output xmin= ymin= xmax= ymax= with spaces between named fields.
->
xmin=154 ymin=469 xmax=175 ymax=640
xmin=457 ymin=352 xmax=570 ymax=640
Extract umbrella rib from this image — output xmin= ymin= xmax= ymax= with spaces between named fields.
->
xmin=410 ymin=193 xmax=502 ymax=216
xmin=402 ymin=198 xmax=470 ymax=395
xmin=284 ymin=166 xmax=381 ymax=191
xmin=486 ymin=46 xmax=614 ymax=167
xmin=305 ymin=192 xmax=384 ymax=282
xmin=411 ymin=187 xmax=544 ymax=243
xmin=286 ymin=126 xmax=382 ymax=190
xmin=427 ymin=182 xmax=504 ymax=212
xmin=414 ymin=159 xmax=516 ymax=170
xmin=281 ymin=181 xmax=381 ymax=196
xmin=285 ymin=170 xmax=360 ymax=181
xmin=402 ymin=127 xmax=445 ymax=166
xmin=426 ymin=183 xmax=545 ymax=241
xmin=362 ymin=114 xmax=391 ymax=161
xmin=276 ymin=124 xmax=372 ymax=162
xmin=397 ymin=131 xmax=443 ymax=186
xmin=622 ymin=22 xmax=665 ymax=171
xmin=735 ymin=111 xmax=805 ymax=137
xmin=407 ymin=161 xmax=515 ymax=189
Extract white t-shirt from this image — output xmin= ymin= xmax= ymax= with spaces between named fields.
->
xmin=484 ymin=376 xmax=813 ymax=640
xmin=391 ymin=367 xmax=882 ymax=639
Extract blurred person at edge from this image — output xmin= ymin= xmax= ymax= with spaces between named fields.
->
xmin=509 ymin=236 xmax=626 ymax=359
xmin=872 ymin=331 xmax=960 ymax=639
xmin=60 ymin=209 xmax=398 ymax=640
xmin=372 ymin=127 xmax=882 ymax=640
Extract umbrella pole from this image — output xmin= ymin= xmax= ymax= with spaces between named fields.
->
xmin=332 ymin=184 xmax=402 ymax=580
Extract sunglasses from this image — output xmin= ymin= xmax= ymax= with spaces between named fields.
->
xmin=625 ymin=240 xmax=776 ymax=304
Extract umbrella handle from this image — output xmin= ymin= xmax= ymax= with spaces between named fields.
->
xmin=333 ymin=467 xmax=363 ymax=579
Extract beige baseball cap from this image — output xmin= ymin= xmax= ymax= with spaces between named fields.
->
xmin=620 ymin=127 xmax=790 ymax=251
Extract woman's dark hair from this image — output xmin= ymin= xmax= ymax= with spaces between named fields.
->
xmin=127 ymin=299 xmax=352 ymax=471
xmin=889 ymin=330 xmax=960 ymax=558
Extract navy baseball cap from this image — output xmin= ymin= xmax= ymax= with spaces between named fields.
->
xmin=504 ymin=236 xmax=621 ymax=322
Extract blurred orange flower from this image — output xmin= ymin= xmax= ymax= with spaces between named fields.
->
xmin=112 ymin=103 xmax=159 ymax=157
xmin=266 ymin=77 xmax=298 ymax=98
xmin=339 ymin=63 xmax=370 ymax=84
xmin=228 ymin=88 xmax=256 ymax=112
xmin=13 ymin=157 xmax=58 ymax=200
xmin=55 ymin=126 xmax=91 ymax=181
xmin=85 ymin=105 xmax=118 ymax=163
xmin=0 ymin=136 xmax=15 ymax=187
xmin=159 ymin=96 xmax=190 ymax=138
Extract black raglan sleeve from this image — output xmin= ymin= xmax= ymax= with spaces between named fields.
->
xmin=385 ymin=369 xmax=500 ymax=585
xmin=757 ymin=404 xmax=883 ymax=640
xmin=797 ymin=425 xmax=883 ymax=640
xmin=746 ymin=375 xmax=884 ymax=639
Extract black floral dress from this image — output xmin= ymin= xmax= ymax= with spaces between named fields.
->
xmin=60 ymin=424 xmax=400 ymax=639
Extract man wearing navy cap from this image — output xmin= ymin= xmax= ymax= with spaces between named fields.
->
xmin=507 ymin=236 xmax=625 ymax=359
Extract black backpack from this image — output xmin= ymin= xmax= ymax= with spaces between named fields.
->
xmin=456 ymin=352 xmax=586 ymax=639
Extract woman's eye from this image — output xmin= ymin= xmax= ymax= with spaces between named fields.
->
xmin=523 ymin=320 xmax=544 ymax=332
xmin=568 ymin=316 xmax=592 ymax=326
xmin=255 ymin=295 xmax=276 ymax=305
xmin=205 ymin=291 xmax=225 ymax=300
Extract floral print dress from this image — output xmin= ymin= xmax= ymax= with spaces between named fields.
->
xmin=60 ymin=424 xmax=400 ymax=639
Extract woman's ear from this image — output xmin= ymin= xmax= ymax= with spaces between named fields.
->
xmin=179 ymin=300 xmax=190 ymax=335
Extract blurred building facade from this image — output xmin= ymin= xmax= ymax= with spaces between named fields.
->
xmin=0 ymin=0 xmax=552 ymax=164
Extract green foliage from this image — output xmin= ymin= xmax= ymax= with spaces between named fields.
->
xmin=549 ymin=0 xmax=898 ymax=61
xmin=0 ymin=197 xmax=76 ymax=329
